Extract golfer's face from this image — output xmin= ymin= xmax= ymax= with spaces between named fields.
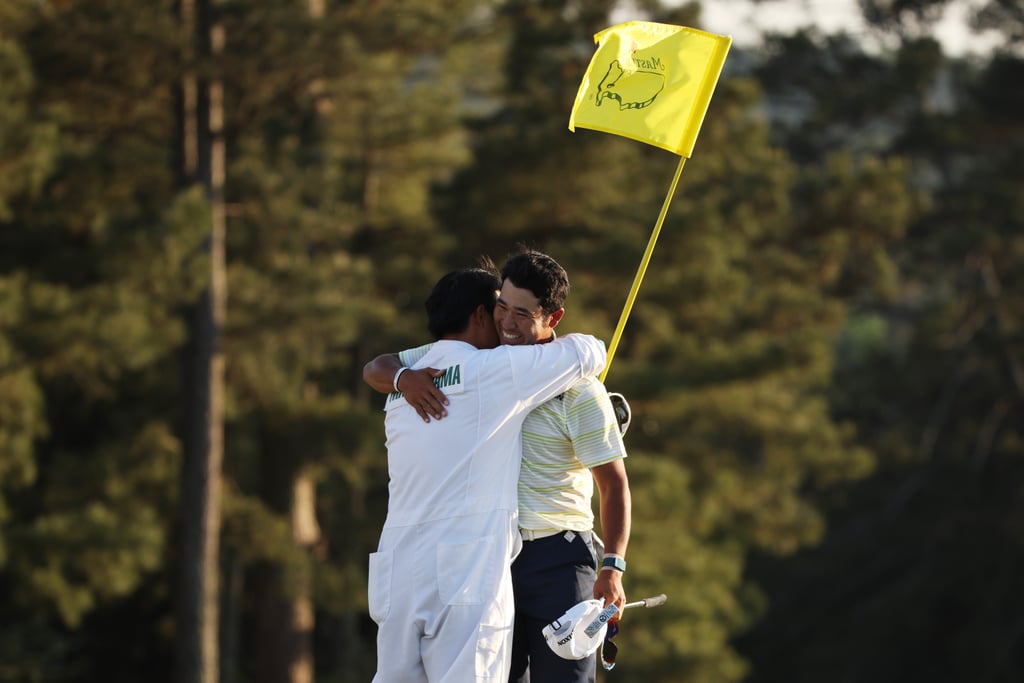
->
xmin=494 ymin=280 xmax=557 ymax=346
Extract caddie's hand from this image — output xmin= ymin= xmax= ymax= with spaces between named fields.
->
xmin=398 ymin=367 xmax=449 ymax=422
xmin=594 ymin=568 xmax=626 ymax=619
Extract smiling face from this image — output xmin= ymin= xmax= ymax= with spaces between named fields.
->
xmin=493 ymin=279 xmax=564 ymax=346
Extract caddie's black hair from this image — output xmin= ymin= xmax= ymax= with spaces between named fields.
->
xmin=425 ymin=266 xmax=501 ymax=339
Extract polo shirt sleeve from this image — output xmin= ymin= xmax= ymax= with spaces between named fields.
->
xmin=398 ymin=342 xmax=434 ymax=368
xmin=567 ymin=378 xmax=627 ymax=468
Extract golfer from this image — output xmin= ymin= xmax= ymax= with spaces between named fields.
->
xmin=368 ymin=265 xmax=607 ymax=682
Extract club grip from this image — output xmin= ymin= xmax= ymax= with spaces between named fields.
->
xmin=644 ymin=593 xmax=667 ymax=607
xmin=623 ymin=593 xmax=668 ymax=610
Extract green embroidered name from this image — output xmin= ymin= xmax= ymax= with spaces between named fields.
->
xmin=434 ymin=364 xmax=461 ymax=389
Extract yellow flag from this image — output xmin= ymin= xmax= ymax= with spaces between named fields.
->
xmin=569 ymin=21 xmax=731 ymax=158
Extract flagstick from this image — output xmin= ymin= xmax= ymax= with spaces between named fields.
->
xmin=599 ymin=154 xmax=687 ymax=383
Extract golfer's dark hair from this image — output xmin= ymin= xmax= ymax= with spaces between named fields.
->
xmin=425 ymin=265 xmax=501 ymax=339
xmin=500 ymin=249 xmax=570 ymax=314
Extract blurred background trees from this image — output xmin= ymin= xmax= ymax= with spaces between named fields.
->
xmin=0 ymin=0 xmax=1020 ymax=681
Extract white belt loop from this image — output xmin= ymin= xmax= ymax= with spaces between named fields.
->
xmin=519 ymin=528 xmax=562 ymax=541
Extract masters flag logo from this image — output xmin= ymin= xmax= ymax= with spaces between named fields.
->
xmin=595 ymin=58 xmax=667 ymax=110
xmin=569 ymin=21 xmax=731 ymax=158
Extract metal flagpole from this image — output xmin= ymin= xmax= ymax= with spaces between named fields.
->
xmin=599 ymin=154 xmax=687 ymax=382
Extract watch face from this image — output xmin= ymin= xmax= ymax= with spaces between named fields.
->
xmin=602 ymin=556 xmax=626 ymax=572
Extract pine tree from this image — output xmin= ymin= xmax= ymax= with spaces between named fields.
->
xmin=176 ymin=0 xmax=227 ymax=679
xmin=0 ymin=1 xmax=201 ymax=679
xmin=202 ymin=0 xmax=499 ymax=678
xmin=734 ymin=27 xmax=1024 ymax=683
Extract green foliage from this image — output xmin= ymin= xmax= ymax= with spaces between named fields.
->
xmin=0 ymin=38 xmax=58 ymax=222
xmin=735 ymin=29 xmax=1024 ymax=683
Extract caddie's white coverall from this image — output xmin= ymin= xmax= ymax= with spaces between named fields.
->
xmin=369 ymin=334 xmax=606 ymax=682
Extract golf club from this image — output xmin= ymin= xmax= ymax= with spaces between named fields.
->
xmin=583 ymin=593 xmax=668 ymax=636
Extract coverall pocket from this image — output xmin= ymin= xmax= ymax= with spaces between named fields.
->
xmin=436 ymin=536 xmax=497 ymax=606
xmin=367 ymin=550 xmax=392 ymax=624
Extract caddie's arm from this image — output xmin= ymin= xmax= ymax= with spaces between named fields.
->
xmin=591 ymin=458 xmax=631 ymax=616
xmin=362 ymin=353 xmax=449 ymax=423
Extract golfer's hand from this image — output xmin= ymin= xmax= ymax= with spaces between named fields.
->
xmin=594 ymin=569 xmax=626 ymax=618
xmin=398 ymin=367 xmax=449 ymax=422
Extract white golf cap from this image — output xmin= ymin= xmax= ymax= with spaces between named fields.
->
xmin=542 ymin=599 xmax=613 ymax=660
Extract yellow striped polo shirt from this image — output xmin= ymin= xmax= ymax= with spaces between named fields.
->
xmin=518 ymin=375 xmax=626 ymax=532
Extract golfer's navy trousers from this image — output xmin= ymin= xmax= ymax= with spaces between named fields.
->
xmin=509 ymin=530 xmax=599 ymax=683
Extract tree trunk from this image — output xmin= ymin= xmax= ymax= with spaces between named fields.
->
xmin=251 ymin=3 xmax=326 ymax=680
xmin=176 ymin=0 xmax=226 ymax=681
xmin=253 ymin=438 xmax=321 ymax=683
xmin=289 ymin=470 xmax=320 ymax=683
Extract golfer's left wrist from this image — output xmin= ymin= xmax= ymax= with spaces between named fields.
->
xmin=600 ymin=554 xmax=626 ymax=573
